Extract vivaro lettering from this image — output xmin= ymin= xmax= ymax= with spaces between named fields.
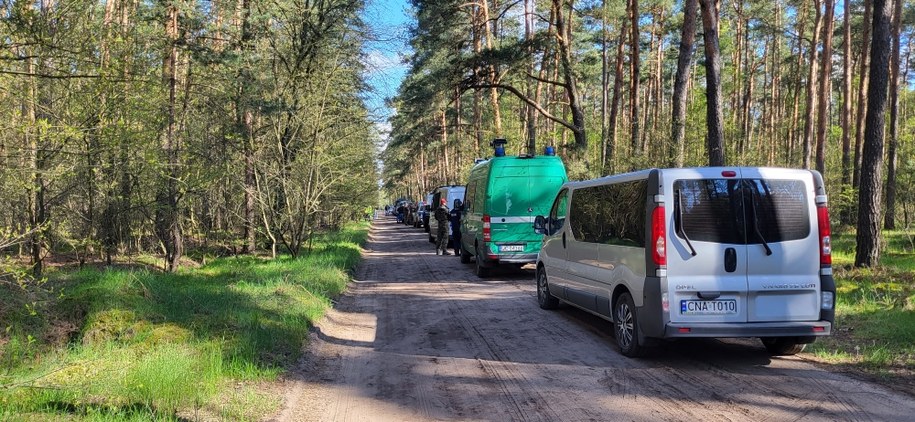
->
xmin=762 ymin=283 xmax=817 ymax=289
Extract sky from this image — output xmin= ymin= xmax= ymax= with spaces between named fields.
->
xmin=362 ymin=0 xmax=412 ymax=131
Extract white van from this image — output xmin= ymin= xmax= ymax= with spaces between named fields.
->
xmin=429 ymin=185 xmax=466 ymax=244
xmin=533 ymin=167 xmax=835 ymax=357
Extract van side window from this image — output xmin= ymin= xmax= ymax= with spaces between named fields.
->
xmin=674 ymin=179 xmax=809 ymax=244
xmin=464 ymin=184 xmax=475 ymax=213
xmin=474 ymin=178 xmax=486 ymax=213
xmin=548 ymin=189 xmax=568 ymax=234
xmin=569 ymin=182 xmax=647 ymax=246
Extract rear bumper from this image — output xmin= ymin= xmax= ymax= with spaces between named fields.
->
xmin=486 ymin=253 xmax=538 ymax=264
xmin=662 ymin=321 xmax=832 ymax=338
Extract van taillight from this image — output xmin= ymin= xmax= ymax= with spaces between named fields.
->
xmin=651 ymin=206 xmax=666 ymax=266
xmin=817 ymin=205 xmax=832 ymax=265
xmin=483 ymin=214 xmax=491 ymax=242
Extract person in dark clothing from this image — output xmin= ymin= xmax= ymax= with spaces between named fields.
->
xmin=450 ymin=199 xmax=463 ymax=256
xmin=434 ymin=198 xmax=450 ymax=255
xmin=396 ymin=204 xmax=405 ymax=223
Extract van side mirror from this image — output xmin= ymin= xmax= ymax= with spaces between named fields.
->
xmin=533 ymin=215 xmax=546 ymax=234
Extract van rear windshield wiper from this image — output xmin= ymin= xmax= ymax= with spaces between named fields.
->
xmin=676 ymin=191 xmax=697 ymax=256
xmin=749 ymin=187 xmax=773 ymax=256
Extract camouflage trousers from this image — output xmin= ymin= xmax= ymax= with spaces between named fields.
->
xmin=436 ymin=225 xmax=449 ymax=252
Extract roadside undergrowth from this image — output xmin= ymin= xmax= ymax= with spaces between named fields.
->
xmin=806 ymin=230 xmax=915 ymax=394
xmin=0 ymin=223 xmax=368 ymax=420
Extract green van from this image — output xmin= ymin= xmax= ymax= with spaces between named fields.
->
xmin=460 ymin=141 xmax=568 ymax=277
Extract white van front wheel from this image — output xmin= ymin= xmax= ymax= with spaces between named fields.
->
xmin=536 ymin=267 xmax=559 ymax=309
xmin=615 ymin=292 xmax=646 ymax=357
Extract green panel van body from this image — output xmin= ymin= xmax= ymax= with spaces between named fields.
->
xmin=461 ymin=154 xmax=567 ymax=273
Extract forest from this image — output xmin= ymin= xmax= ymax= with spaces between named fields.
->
xmin=382 ymin=0 xmax=915 ymax=267
xmin=0 ymin=0 xmax=379 ymax=279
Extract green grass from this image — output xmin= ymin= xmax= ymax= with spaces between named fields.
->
xmin=0 ymin=223 xmax=368 ymax=420
xmin=807 ymin=229 xmax=915 ymax=384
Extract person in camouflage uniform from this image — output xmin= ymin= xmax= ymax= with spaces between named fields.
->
xmin=434 ymin=198 xmax=450 ymax=255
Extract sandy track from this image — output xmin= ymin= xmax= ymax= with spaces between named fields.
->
xmin=274 ymin=217 xmax=915 ymax=421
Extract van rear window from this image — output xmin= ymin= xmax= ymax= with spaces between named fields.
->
xmin=674 ymin=179 xmax=810 ymax=244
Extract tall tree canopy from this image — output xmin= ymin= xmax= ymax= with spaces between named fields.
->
xmin=0 ymin=0 xmax=379 ymax=273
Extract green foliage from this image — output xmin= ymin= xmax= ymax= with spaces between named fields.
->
xmin=0 ymin=0 xmax=378 ymax=274
xmin=0 ymin=223 xmax=368 ymax=420
xmin=808 ymin=231 xmax=915 ymax=381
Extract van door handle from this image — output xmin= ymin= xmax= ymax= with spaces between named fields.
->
xmin=562 ymin=232 xmax=567 ymax=249
xmin=698 ymin=291 xmax=721 ymax=300
xmin=724 ymin=247 xmax=737 ymax=273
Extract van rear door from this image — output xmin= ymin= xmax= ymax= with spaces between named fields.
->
xmin=489 ymin=163 xmax=564 ymax=255
xmin=741 ymin=168 xmax=821 ymax=322
xmin=665 ymin=168 xmax=749 ymax=324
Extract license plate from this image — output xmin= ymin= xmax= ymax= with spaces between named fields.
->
xmin=499 ymin=244 xmax=524 ymax=252
xmin=680 ymin=300 xmax=737 ymax=315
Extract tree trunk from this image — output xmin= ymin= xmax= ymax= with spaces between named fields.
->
xmin=472 ymin=5 xmax=484 ymax=155
xmin=526 ymin=0 xmax=537 ymax=155
xmin=855 ymin=0 xmax=892 ymax=268
xmin=534 ymin=5 xmax=555 ymax=153
xmin=600 ymin=0 xmax=608 ymax=168
xmin=628 ymin=0 xmax=641 ymax=157
xmin=26 ymin=51 xmax=43 ymax=278
xmin=235 ymin=0 xmax=256 ymax=254
xmin=699 ymin=0 xmax=725 ymax=166
xmin=840 ymin=0 xmax=852 ymax=184
xmin=553 ymin=0 xmax=587 ymax=153
xmin=884 ymin=0 xmax=902 ymax=230
xmin=853 ymin=0 xmax=872 ymax=189
xmin=156 ymin=2 xmax=184 ymax=272
xmin=606 ymin=20 xmax=627 ymax=174
xmin=815 ymin=0 xmax=835 ymax=175
xmin=481 ymin=0 xmax=502 ymax=136
xmin=788 ymin=6 xmax=808 ymax=164
xmin=670 ymin=0 xmax=697 ymax=168
xmin=802 ymin=0 xmax=822 ymax=169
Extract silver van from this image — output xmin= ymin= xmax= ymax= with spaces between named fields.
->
xmin=533 ymin=167 xmax=835 ymax=357
xmin=429 ymin=185 xmax=466 ymax=244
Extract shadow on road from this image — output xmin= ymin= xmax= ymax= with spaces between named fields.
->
xmin=277 ymin=217 xmax=913 ymax=421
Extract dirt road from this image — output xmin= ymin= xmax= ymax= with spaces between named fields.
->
xmin=275 ymin=217 xmax=915 ymax=421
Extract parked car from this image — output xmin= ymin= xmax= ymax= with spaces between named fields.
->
xmin=461 ymin=141 xmax=567 ymax=277
xmin=429 ymin=185 xmax=466 ymax=243
xmin=533 ymin=167 xmax=835 ymax=357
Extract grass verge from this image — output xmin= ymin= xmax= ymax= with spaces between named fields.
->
xmin=0 ymin=223 xmax=368 ymax=420
xmin=805 ymin=230 xmax=915 ymax=395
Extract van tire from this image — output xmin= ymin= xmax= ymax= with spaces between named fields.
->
xmin=761 ymin=337 xmax=807 ymax=356
xmin=536 ymin=267 xmax=559 ymax=310
xmin=475 ymin=245 xmax=491 ymax=278
xmin=614 ymin=293 xmax=646 ymax=357
xmin=460 ymin=245 xmax=471 ymax=263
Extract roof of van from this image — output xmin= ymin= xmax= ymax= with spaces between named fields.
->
xmin=471 ymin=154 xmax=564 ymax=170
xmin=562 ymin=166 xmax=818 ymax=190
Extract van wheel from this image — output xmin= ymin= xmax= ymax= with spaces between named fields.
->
xmin=460 ymin=245 xmax=471 ymax=263
xmin=761 ymin=337 xmax=807 ymax=356
xmin=614 ymin=292 xmax=646 ymax=357
xmin=475 ymin=245 xmax=491 ymax=278
xmin=536 ymin=267 xmax=559 ymax=310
